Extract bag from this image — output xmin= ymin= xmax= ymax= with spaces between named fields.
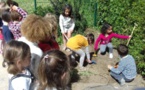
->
xmin=10 ymin=72 xmax=35 ymax=90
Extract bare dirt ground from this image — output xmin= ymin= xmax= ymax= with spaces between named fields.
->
xmin=69 ymin=28 xmax=145 ymax=90
xmin=0 ymin=28 xmax=145 ymax=90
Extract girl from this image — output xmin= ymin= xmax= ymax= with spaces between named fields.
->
xmin=59 ymin=4 xmax=75 ymax=50
xmin=2 ymin=40 xmax=32 ymax=90
xmin=66 ymin=33 xmax=96 ymax=69
xmin=37 ymin=50 xmax=70 ymax=90
xmin=2 ymin=8 xmax=14 ymax=42
xmin=94 ymin=23 xmax=131 ymax=58
xmin=8 ymin=5 xmax=27 ymax=40
xmin=38 ymin=13 xmax=59 ymax=52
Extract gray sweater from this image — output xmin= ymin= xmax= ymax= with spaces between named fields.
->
xmin=111 ymin=55 xmax=137 ymax=79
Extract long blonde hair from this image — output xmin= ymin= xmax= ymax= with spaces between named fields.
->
xmin=44 ymin=13 xmax=58 ymax=38
xmin=38 ymin=50 xmax=70 ymax=90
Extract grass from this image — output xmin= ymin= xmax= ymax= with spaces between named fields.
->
xmin=14 ymin=0 xmax=50 ymax=13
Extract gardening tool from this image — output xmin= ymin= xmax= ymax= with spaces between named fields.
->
xmin=64 ymin=34 xmax=69 ymax=41
xmin=126 ymin=23 xmax=138 ymax=46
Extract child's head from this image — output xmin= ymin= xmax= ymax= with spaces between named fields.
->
xmin=44 ymin=13 xmax=58 ymax=38
xmin=86 ymin=33 xmax=94 ymax=44
xmin=38 ymin=50 xmax=70 ymax=90
xmin=21 ymin=14 xmax=53 ymax=42
xmin=101 ymin=22 xmax=112 ymax=35
xmin=2 ymin=40 xmax=31 ymax=75
xmin=0 ymin=1 xmax=9 ymax=17
xmin=7 ymin=0 xmax=19 ymax=7
xmin=117 ymin=44 xmax=128 ymax=57
xmin=10 ymin=10 xmax=21 ymax=21
xmin=62 ymin=4 xmax=72 ymax=17
xmin=2 ymin=8 xmax=11 ymax=22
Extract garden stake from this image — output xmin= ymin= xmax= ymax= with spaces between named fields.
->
xmin=126 ymin=23 xmax=138 ymax=46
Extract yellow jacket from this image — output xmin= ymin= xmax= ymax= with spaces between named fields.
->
xmin=66 ymin=34 xmax=88 ymax=50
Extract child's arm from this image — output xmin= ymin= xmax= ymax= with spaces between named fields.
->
xmin=94 ymin=34 xmax=101 ymax=50
xmin=69 ymin=19 xmax=75 ymax=30
xmin=108 ymin=61 xmax=125 ymax=74
xmin=11 ymin=5 xmax=27 ymax=20
xmin=59 ymin=15 xmax=64 ymax=33
xmin=112 ymin=33 xmax=130 ymax=39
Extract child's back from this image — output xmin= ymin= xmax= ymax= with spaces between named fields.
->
xmin=8 ymin=5 xmax=27 ymax=40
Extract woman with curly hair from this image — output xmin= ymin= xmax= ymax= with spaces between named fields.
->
xmin=18 ymin=14 xmax=53 ymax=79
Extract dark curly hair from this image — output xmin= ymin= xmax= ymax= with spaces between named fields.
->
xmin=101 ymin=22 xmax=112 ymax=35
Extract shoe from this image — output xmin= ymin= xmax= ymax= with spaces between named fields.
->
xmin=109 ymin=53 xmax=113 ymax=59
xmin=120 ymin=78 xmax=126 ymax=86
xmin=88 ymin=60 xmax=96 ymax=64
xmin=71 ymin=55 xmax=75 ymax=59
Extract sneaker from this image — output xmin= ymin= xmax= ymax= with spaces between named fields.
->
xmin=71 ymin=55 xmax=75 ymax=59
xmin=88 ymin=60 xmax=96 ymax=64
xmin=120 ymin=78 xmax=126 ymax=86
xmin=109 ymin=53 xmax=113 ymax=59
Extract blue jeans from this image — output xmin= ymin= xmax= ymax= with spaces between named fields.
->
xmin=100 ymin=43 xmax=113 ymax=53
xmin=110 ymin=72 xmax=133 ymax=83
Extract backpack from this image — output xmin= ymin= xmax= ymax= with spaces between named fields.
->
xmin=10 ymin=72 xmax=35 ymax=90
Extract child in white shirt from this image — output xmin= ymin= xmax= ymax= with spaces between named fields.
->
xmin=59 ymin=4 xmax=75 ymax=50
xmin=2 ymin=40 xmax=32 ymax=90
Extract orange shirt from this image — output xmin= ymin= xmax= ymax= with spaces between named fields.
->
xmin=66 ymin=34 xmax=88 ymax=50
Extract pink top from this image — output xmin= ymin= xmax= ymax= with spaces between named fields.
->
xmin=0 ymin=33 xmax=3 ymax=40
xmin=0 ymin=29 xmax=3 ymax=40
xmin=94 ymin=32 xmax=129 ymax=50
xmin=8 ymin=7 xmax=27 ymax=40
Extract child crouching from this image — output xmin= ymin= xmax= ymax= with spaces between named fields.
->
xmin=108 ymin=44 xmax=137 ymax=85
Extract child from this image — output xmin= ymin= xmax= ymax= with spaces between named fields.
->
xmin=8 ymin=5 xmax=27 ymax=40
xmin=0 ymin=25 xmax=3 ymax=54
xmin=59 ymin=4 xmax=75 ymax=50
xmin=94 ymin=22 xmax=131 ymax=58
xmin=108 ymin=44 xmax=137 ymax=85
xmin=66 ymin=33 xmax=96 ymax=69
xmin=37 ymin=50 xmax=70 ymax=90
xmin=2 ymin=40 xmax=32 ymax=90
xmin=2 ymin=8 xmax=14 ymax=42
xmin=38 ymin=13 xmax=59 ymax=52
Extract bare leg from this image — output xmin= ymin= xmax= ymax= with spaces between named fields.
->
xmin=67 ymin=30 xmax=73 ymax=39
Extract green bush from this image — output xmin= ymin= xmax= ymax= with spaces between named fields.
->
xmin=97 ymin=0 xmax=145 ymax=77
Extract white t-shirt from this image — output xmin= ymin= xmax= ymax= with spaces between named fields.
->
xmin=59 ymin=14 xmax=75 ymax=33
xmin=8 ymin=70 xmax=32 ymax=90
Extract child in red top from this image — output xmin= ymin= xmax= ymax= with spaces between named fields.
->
xmin=94 ymin=22 xmax=131 ymax=58
xmin=38 ymin=13 xmax=59 ymax=52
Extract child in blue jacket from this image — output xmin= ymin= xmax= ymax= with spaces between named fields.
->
xmin=108 ymin=44 xmax=137 ymax=85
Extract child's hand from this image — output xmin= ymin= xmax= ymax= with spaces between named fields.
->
xmin=129 ymin=35 xmax=132 ymax=39
xmin=10 ymin=5 xmax=18 ymax=11
xmin=108 ymin=65 xmax=113 ymax=70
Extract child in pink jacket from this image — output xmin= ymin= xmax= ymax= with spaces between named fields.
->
xmin=94 ymin=23 xmax=131 ymax=58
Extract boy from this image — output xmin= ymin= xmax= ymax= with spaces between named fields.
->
xmin=108 ymin=44 xmax=137 ymax=85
